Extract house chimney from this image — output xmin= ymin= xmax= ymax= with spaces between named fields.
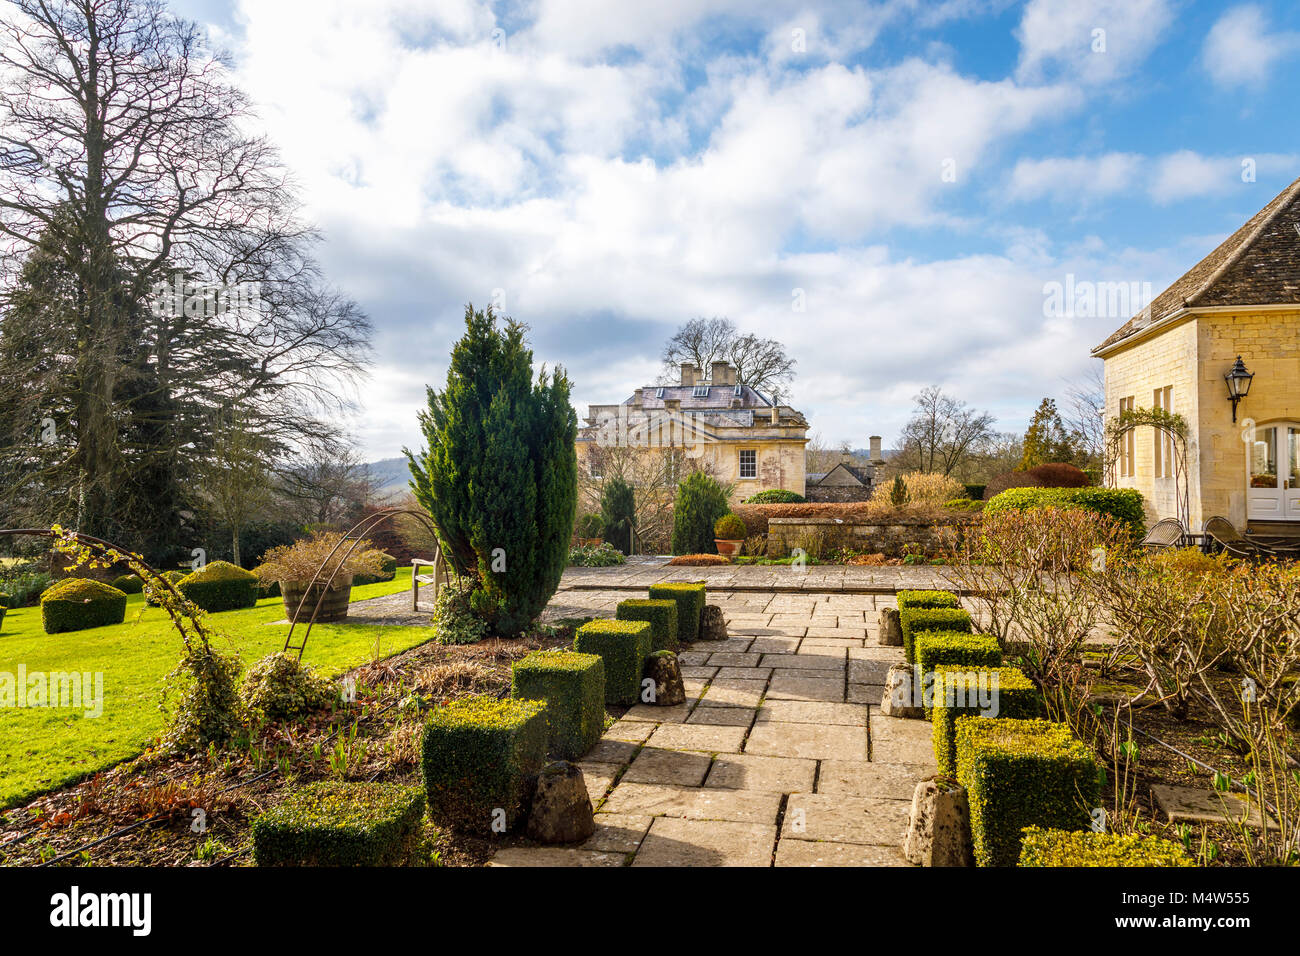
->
xmin=869 ymin=435 xmax=884 ymax=465
xmin=680 ymin=363 xmax=698 ymax=386
xmin=711 ymin=360 xmax=733 ymax=386
xmin=770 ymin=404 xmax=779 ymax=424
xmin=633 ymin=388 xmax=644 ymax=405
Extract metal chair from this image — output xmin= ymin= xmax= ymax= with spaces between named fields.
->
xmin=1140 ymin=517 xmax=1187 ymax=552
xmin=1202 ymin=516 xmax=1291 ymax=561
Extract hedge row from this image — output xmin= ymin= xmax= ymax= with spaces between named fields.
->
xmin=616 ymin=598 xmax=678 ymax=653
xmin=177 ymin=560 xmax=260 ymax=613
xmin=511 ymin=649 xmax=605 ymax=759
xmin=40 ymin=579 xmax=128 ymax=634
xmin=574 ymin=619 xmax=652 ymax=705
xmin=648 ymin=582 xmax=706 ymax=642
xmin=984 ymin=486 xmax=1146 ymax=538
xmin=1018 ymin=826 xmax=1193 ymax=867
xmin=915 ymin=633 xmax=1002 ymax=717
xmin=252 ymin=781 xmax=425 ymax=866
xmin=899 ymin=606 xmax=972 ymax=665
xmin=931 ymin=666 xmax=1040 ymax=777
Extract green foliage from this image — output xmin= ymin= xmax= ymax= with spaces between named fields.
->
xmin=1018 ymin=826 xmax=1193 ymax=867
xmin=406 ymin=305 xmax=578 ymax=636
xmin=984 ymin=486 xmax=1146 ymax=538
xmin=160 ymin=642 xmax=245 ymax=753
xmin=144 ymin=569 xmax=188 ymax=607
xmin=713 ymin=513 xmax=748 ymax=539
xmin=915 ymin=633 xmax=1002 ymax=710
xmin=601 ymin=476 xmax=637 ymax=554
xmin=647 ymin=581 xmax=707 ymax=643
xmin=252 ymin=781 xmax=426 ymax=866
xmin=743 ymin=489 xmax=805 ymax=504
xmin=421 ymin=695 xmax=548 ymax=833
xmin=943 ymin=498 xmax=984 ymax=511
xmin=110 ymin=573 xmax=144 ymax=594
xmin=931 ymin=667 xmax=1040 ymax=777
xmin=240 ymin=652 xmax=339 ymax=724
xmin=574 ymin=513 xmax=605 ymax=538
xmin=567 ymin=542 xmax=626 ymax=567
xmin=671 ymin=472 xmax=730 ymax=555
xmin=40 ymin=578 xmax=128 ymax=634
xmin=1020 ymin=398 xmax=1076 ymax=469
xmin=0 ymin=568 xmax=52 ymax=607
xmin=616 ymin=598 xmax=679 ymax=653
xmin=511 ymin=650 xmax=605 ymax=759
xmin=898 ymin=606 xmax=972 ymax=664
xmin=431 ymin=581 xmax=489 ymax=645
xmin=897 ymin=589 xmax=960 ymax=611
xmin=573 ymin=619 xmax=652 ymax=705
xmin=889 ymin=475 xmax=909 ymax=507
xmin=177 ymin=560 xmax=259 ymax=613
xmin=956 ymin=717 xmax=1101 ymax=867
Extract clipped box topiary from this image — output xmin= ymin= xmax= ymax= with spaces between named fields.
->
xmin=110 ymin=573 xmax=144 ymax=595
xmin=511 ymin=649 xmax=605 ymax=759
xmin=647 ymin=581 xmax=706 ymax=643
xmin=251 ymin=780 xmax=426 ymax=866
xmin=421 ymin=695 xmax=548 ymax=833
xmin=1018 ymin=826 xmax=1193 ymax=867
xmin=574 ymin=619 xmax=652 ymax=705
xmin=177 ymin=560 xmax=259 ymax=613
xmin=616 ymin=598 xmax=679 ymax=652
xmin=956 ymin=716 xmax=1100 ymax=867
xmin=896 ymin=589 xmax=960 ymax=611
xmin=915 ymin=633 xmax=1003 ymax=718
xmin=898 ymin=606 xmax=972 ymax=665
xmin=931 ymin=667 xmax=1040 ymax=777
xmin=40 ymin=578 xmax=129 ymax=634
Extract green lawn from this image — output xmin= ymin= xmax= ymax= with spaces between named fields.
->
xmin=0 ymin=569 xmax=432 ymax=808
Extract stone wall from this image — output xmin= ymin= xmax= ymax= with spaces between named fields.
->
xmin=805 ymin=485 xmax=873 ymax=503
xmin=765 ymin=516 xmax=975 ymax=558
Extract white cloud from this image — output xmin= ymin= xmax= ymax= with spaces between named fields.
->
xmin=1202 ymin=4 xmax=1300 ymax=89
xmin=1016 ymin=0 xmax=1174 ymax=85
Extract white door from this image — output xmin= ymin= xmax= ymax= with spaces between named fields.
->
xmin=1247 ymin=424 xmax=1300 ymax=520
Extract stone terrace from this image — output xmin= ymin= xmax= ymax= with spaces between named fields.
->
xmin=492 ymin=567 xmax=944 ymax=867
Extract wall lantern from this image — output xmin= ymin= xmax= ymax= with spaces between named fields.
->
xmin=1224 ymin=355 xmax=1254 ymax=423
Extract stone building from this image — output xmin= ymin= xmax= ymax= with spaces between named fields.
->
xmin=576 ymin=360 xmax=809 ymax=502
xmin=805 ymin=437 xmax=886 ymax=502
xmin=1092 ymin=175 xmax=1300 ymax=532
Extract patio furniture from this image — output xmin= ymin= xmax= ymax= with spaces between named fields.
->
xmin=1203 ymin=516 xmax=1300 ymax=560
xmin=411 ymin=549 xmax=448 ymax=611
xmin=1140 ymin=517 xmax=1187 ymax=552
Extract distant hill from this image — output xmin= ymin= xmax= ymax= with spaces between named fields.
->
xmin=364 ymin=457 xmax=412 ymax=498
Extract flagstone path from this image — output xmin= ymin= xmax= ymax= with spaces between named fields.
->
xmin=490 ymin=584 xmax=938 ymax=867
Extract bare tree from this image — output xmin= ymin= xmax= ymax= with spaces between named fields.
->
xmin=894 ymin=386 xmax=996 ymax=477
xmin=194 ymin=408 xmax=272 ymax=567
xmin=661 ymin=316 xmax=795 ymax=394
xmin=1062 ymin=363 xmax=1105 ymax=468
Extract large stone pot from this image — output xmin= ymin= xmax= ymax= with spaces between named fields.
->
xmin=281 ymin=573 xmax=353 ymax=623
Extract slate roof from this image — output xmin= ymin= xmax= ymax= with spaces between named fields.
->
xmin=1094 ymin=175 xmax=1300 ymax=353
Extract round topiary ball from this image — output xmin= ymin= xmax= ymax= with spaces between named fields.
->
xmin=41 ymin=578 xmax=129 ymax=634
xmin=110 ymin=573 xmax=144 ymax=594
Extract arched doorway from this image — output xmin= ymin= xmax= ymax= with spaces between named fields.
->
xmin=1246 ymin=421 xmax=1300 ymax=521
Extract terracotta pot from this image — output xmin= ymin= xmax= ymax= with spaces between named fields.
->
xmin=714 ymin=539 xmax=742 ymax=557
xmin=578 ymin=537 xmax=603 ymax=548
xmin=280 ymin=573 xmax=354 ymax=623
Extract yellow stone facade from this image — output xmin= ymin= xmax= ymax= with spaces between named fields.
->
xmin=1100 ymin=307 xmax=1300 ymax=529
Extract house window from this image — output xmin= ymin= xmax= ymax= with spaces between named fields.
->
xmin=1153 ymin=386 xmax=1173 ymax=478
xmin=739 ymin=449 xmax=757 ymax=479
xmin=1119 ymin=396 xmax=1135 ymax=477
xmin=693 ymin=385 xmax=710 ymax=398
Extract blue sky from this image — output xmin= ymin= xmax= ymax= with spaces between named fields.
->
xmin=169 ymin=0 xmax=1300 ymax=459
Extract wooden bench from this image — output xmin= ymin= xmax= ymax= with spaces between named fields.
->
xmin=411 ymin=551 xmax=448 ymax=611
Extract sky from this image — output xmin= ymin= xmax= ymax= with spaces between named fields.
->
xmin=169 ymin=0 xmax=1300 ymax=460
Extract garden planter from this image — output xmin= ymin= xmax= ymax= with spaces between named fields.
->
xmin=281 ymin=573 xmax=354 ymax=623
xmin=578 ymin=537 xmax=603 ymax=548
xmin=714 ymin=538 xmax=742 ymax=557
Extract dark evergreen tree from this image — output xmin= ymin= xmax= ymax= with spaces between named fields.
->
xmin=601 ymin=477 xmax=636 ymax=554
xmin=670 ymin=472 xmax=729 ymax=555
xmin=407 ymin=305 xmax=577 ymax=636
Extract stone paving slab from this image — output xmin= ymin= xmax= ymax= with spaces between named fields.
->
xmin=743 ymin=721 xmax=869 ymax=761
xmin=766 ymin=674 xmax=845 ymax=701
xmin=816 ymin=760 xmax=930 ymax=801
xmin=687 ymin=704 xmax=758 ymax=727
xmin=489 ymin=848 xmax=627 ymax=867
xmin=622 ymin=747 xmax=712 ymax=786
xmin=581 ymin=814 xmax=653 ymax=854
xmin=705 ymin=753 xmax=818 ymax=793
xmin=774 ymin=840 xmax=911 ymax=867
xmin=647 ymin=722 xmax=748 ymax=754
xmin=755 ymin=700 xmax=868 ymax=726
xmin=699 ymin=678 xmax=767 ymax=707
xmin=782 ymin=793 xmax=912 ymax=845
xmin=599 ymin=783 xmax=782 ymax=824
xmin=631 ymin=818 xmax=777 ymax=867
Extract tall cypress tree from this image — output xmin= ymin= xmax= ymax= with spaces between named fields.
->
xmin=407 ymin=305 xmax=577 ymax=636
xmin=601 ymin=477 xmax=636 ymax=554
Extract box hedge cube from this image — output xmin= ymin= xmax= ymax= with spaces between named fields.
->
xmin=40 ymin=579 xmax=128 ymax=634
xmin=1017 ymin=826 xmax=1193 ymax=867
xmin=956 ymin=716 xmax=1100 ymax=867
xmin=648 ymin=582 xmax=706 ymax=642
xmin=177 ymin=560 xmax=259 ymax=613
xmin=896 ymin=589 xmax=960 ymax=611
xmin=421 ymin=695 xmax=548 ymax=833
xmin=511 ymin=649 xmax=605 ymax=759
xmin=915 ymin=633 xmax=1002 ymax=716
xmin=251 ymin=781 xmax=426 ymax=866
xmin=574 ymin=619 xmax=653 ymax=705
xmin=899 ymin=606 xmax=972 ymax=664
xmin=931 ymin=667 xmax=1040 ymax=776
xmin=616 ymin=598 xmax=679 ymax=652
